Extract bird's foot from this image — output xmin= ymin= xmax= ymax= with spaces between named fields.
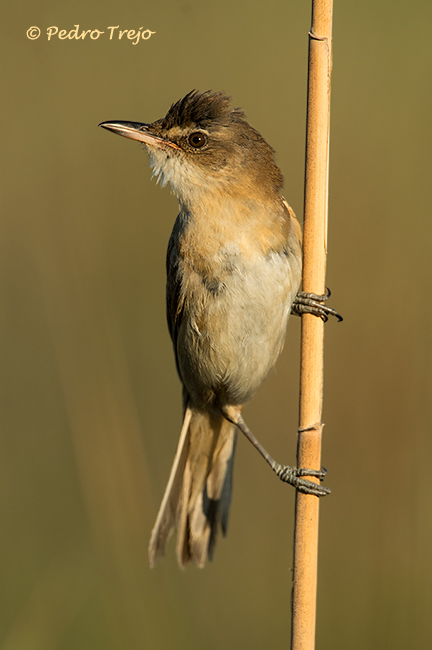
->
xmin=291 ymin=288 xmax=343 ymax=322
xmin=273 ymin=463 xmax=331 ymax=497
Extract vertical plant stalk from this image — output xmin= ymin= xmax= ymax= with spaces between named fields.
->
xmin=291 ymin=1 xmax=334 ymax=649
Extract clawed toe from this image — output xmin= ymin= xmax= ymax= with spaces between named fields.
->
xmin=291 ymin=289 xmax=343 ymax=322
xmin=296 ymin=466 xmax=327 ymax=480
xmin=295 ymin=478 xmax=331 ymax=497
xmin=273 ymin=463 xmax=331 ymax=497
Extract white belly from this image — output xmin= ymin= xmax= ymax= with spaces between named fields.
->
xmin=176 ymin=248 xmax=301 ymax=408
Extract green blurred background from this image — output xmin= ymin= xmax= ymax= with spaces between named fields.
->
xmin=1 ymin=1 xmax=431 ymax=648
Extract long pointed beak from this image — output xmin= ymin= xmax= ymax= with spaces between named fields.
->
xmin=98 ymin=121 xmax=181 ymax=150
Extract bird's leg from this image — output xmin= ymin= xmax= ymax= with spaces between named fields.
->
xmin=221 ymin=406 xmax=330 ymax=497
xmin=291 ymin=287 xmax=343 ymax=322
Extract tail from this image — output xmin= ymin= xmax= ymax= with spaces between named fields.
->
xmin=148 ymin=407 xmax=237 ymax=568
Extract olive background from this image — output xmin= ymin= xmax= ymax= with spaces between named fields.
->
xmin=1 ymin=1 xmax=431 ymax=648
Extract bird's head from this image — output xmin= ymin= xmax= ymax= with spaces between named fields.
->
xmin=100 ymin=90 xmax=283 ymax=208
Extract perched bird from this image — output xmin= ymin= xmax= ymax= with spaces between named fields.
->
xmin=100 ymin=90 xmax=338 ymax=568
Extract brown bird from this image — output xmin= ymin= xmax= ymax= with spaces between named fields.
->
xmin=100 ymin=91 xmax=338 ymax=568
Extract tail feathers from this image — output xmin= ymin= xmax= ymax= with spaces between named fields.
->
xmin=187 ymin=430 xmax=237 ymax=565
xmin=148 ymin=408 xmax=192 ymax=568
xmin=148 ymin=409 xmax=237 ymax=568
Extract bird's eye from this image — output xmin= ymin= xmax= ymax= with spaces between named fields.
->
xmin=188 ymin=132 xmax=207 ymax=148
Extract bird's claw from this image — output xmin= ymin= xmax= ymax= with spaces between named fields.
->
xmin=273 ymin=463 xmax=331 ymax=497
xmin=291 ymin=288 xmax=343 ymax=322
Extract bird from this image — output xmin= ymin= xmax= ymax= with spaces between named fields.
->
xmin=99 ymin=90 xmax=339 ymax=568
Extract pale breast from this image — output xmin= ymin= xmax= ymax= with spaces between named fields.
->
xmin=176 ymin=245 xmax=301 ymax=408
xmin=168 ymin=196 xmax=302 ymax=409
